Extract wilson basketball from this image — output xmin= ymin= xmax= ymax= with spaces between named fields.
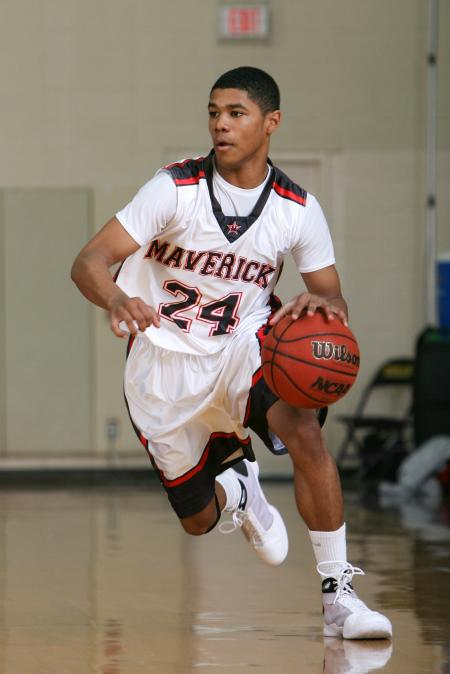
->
xmin=261 ymin=312 xmax=360 ymax=408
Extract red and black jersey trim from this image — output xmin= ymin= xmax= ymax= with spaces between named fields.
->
xmin=272 ymin=166 xmax=307 ymax=206
xmin=164 ymin=151 xmax=307 ymax=243
xmin=165 ymin=156 xmax=206 ymax=186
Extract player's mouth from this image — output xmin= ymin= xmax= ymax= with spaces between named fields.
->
xmin=215 ymin=140 xmax=234 ymax=152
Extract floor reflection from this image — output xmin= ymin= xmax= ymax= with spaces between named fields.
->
xmin=323 ymin=639 xmax=393 ymax=674
xmin=0 ymin=483 xmax=448 ymax=673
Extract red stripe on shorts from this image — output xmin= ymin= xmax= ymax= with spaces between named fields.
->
xmin=160 ymin=431 xmax=251 ymax=488
xmin=244 ymin=368 xmax=263 ymax=425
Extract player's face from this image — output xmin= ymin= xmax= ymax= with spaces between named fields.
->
xmin=208 ymin=88 xmax=280 ymax=172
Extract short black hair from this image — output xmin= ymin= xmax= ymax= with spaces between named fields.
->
xmin=210 ymin=66 xmax=280 ymax=115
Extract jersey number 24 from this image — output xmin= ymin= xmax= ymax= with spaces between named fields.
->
xmin=158 ymin=280 xmax=242 ymax=336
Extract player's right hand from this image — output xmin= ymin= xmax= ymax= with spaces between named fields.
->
xmin=109 ymin=295 xmax=160 ymax=338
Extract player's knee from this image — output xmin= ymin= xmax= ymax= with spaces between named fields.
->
xmin=180 ymin=518 xmax=209 ymax=536
xmin=289 ymin=409 xmax=321 ymax=446
xmin=285 ymin=410 xmax=326 ymax=462
xmin=179 ymin=502 xmax=220 ymax=536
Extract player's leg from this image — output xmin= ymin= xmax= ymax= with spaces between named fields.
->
xmin=124 ymin=331 xmax=287 ymax=564
xmin=267 ymin=401 xmax=343 ymax=531
xmin=177 ymin=470 xmax=246 ymax=535
xmin=206 ymin=326 xmax=289 ymax=565
xmin=267 ymin=399 xmax=392 ymax=640
xmin=126 ymin=383 xmax=287 ymax=564
xmin=179 ymin=490 xmax=225 ymax=535
xmin=148 ymin=454 xmax=287 ymax=567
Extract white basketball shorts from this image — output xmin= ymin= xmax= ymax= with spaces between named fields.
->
xmin=124 ymin=319 xmax=282 ymax=518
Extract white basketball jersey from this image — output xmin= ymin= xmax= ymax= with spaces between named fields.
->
xmin=115 ymin=152 xmax=335 ymax=356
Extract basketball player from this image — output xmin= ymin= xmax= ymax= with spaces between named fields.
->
xmin=72 ymin=67 xmax=392 ymax=640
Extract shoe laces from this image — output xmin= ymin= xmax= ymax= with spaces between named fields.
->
xmin=317 ymin=561 xmax=366 ymax=606
xmin=219 ymin=509 xmax=264 ymax=548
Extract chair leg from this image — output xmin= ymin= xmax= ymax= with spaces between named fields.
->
xmin=336 ymin=425 xmax=357 ymax=466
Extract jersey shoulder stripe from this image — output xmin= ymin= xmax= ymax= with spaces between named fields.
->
xmin=164 ymin=156 xmax=206 ymax=186
xmin=272 ymin=166 xmax=307 ymax=206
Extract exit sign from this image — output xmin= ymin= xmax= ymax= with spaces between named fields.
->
xmin=218 ymin=4 xmax=270 ymax=40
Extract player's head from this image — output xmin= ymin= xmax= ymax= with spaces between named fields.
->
xmin=210 ymin=66 xmax=280 ymax=115
xmin=208 ymin=67 xmax=281 ymax=172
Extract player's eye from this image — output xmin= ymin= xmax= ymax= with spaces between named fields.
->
xmin=230 ymin=110 xmax=243 ymax=117
xmin=208 ymin=111 xmax=219 ymax=118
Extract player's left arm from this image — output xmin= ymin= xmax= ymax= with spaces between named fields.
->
xmin=270 ymin=264 xmax=348 ymax=326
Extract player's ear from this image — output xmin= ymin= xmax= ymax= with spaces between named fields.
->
xmin=265 ymin=110 xmax=281 ymax=136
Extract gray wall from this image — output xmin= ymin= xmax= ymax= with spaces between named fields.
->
xmin=0 ymin=189 xmax=92 ymax=455
xmin=0 ymin=0 xmax=448 ymax=466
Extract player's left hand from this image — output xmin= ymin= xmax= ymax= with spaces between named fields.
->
xmin=269 ymin=292 xmax=348 ymax=326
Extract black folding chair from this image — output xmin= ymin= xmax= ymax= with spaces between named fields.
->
xmin=336 ymin=357 xmax=414 ymax=473
xmin=414 ymin=327 xmax=450 ymax=446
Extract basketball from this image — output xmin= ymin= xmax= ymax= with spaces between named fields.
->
xmin=261 ymin=312 xmax=360 ymax=408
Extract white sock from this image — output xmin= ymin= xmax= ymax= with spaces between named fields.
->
xmin=309 ymin=523 xmax=347 ymax=578
xmin=216 ymin=469 xmax=242 ymax=512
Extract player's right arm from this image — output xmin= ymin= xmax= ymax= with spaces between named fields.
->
xmin=71 ymin=216 xmax=160 ymax=338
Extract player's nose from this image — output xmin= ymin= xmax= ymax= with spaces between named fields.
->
xmin=214 ymin=112 xmax=231 ymax=132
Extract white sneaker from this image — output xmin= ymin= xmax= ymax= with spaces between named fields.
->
xmin=219 ymin=459 xmax=288 ymax=566
xmin=318 ymin=562 xmax=393 ymax=640
xmin=323 ymin=638 xmax=393 ymax=674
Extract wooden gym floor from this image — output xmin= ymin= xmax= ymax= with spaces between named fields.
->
xmin=0 ymin=480 xmax=448 ymax=674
